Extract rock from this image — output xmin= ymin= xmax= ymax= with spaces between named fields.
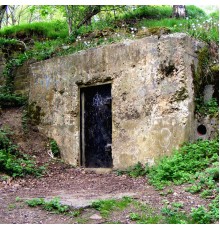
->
xmin=89 ymin=214 xmax=102 ymax=220
xmin=62 ymin=45 xmax=70 ymax=50
xmin=173 ymin=192 xmax=178 ymax=196
xmin=13 ymin=184 xmax=20 ymax=188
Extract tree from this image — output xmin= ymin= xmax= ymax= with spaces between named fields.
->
xmin=172 ymin=5 xmax=186 ymax=18
xmin=64 ymin=5 xmax=101 ymax=36
xmin=0 ymin=5 xmax=7 ymax=29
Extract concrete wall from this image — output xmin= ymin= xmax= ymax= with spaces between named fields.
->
xmin=28 ymin=33 xmax=204 ymax=169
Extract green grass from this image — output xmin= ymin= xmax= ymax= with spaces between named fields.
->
xmin=122 ymin=5 xmax=172 ymax=20
xmin=91 ymin=196 xmax=132 ymax=218
xmin=0 ymin=20 xmax=68 ymax=40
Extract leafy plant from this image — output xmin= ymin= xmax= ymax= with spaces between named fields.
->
xmin=129 ymin=212 xmax=141 ymax=221
xmin=0 ymin=149 xmax=44 ymax=177
xmin=27 ymin=197 xmax=69 ymax=214
xmin=43 ymin=197 xmax=69 ymax=213
xmin=0 ymin=93 xmax=27 ymax=108
xmin=191 ymin=206 xmax=213 ymax=224
xmin=0 ymin=128 xmax=45 ymax=177
xmin=171 ymin=202 xmax=184 ymax=209
xmin=26 ymin=198 xmax=45 ymax=207
xmin=147 ymin=139 xmax=219 ymax=189
xmin=49 ymin=139 xmax=60 ymax=158
xmin=185 ymin=185 xmax=202 ymax=194
xmin=195 ymin=97 xmax=219 ymax=117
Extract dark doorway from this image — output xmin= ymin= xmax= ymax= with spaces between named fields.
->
xmin=80 ymin=84 xmax=112 ymax=168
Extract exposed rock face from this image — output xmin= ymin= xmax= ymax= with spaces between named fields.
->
xmin=28 ymin=33 xmax=204 ymax=169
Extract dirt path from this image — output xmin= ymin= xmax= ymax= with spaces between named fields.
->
xmin=0 ymin=108 xmax=211 ymax=224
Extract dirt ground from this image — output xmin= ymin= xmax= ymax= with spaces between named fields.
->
xmin=0 ymin=108 xmax=213 ymax=224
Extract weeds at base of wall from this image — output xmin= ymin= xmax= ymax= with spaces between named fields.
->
xmin=195 ymin=97 xmax=219 ymax=117
xmin=49 ymin=139 xmax=61 ymax=158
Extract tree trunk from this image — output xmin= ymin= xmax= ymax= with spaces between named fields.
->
xmin=172 ymin=5 xmax=186 ymax=18
xmin=76 ymin=6 xmax=101 ymax=29
xmin=65 ymin=5 xmax=73 ymax=36
xmin=0 ymin=5 xmax=7 ymax=29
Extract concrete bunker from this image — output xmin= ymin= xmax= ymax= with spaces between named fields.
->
xmin=28 ymin=33 xmax=206 ymax=169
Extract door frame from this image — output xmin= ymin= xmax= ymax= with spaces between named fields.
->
xmin=79 ymin=82 xmax=112 ymax=168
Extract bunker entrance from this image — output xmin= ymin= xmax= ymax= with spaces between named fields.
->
xmin=80 ymin=84 xmax=112 ymax=168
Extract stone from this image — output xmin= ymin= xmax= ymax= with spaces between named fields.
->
xmin=89 ymin=214 xmax=102 ymax=220
xmin=62 ymin=45 xmax=70 ymax=50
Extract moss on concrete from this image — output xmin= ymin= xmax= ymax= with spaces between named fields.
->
xmin=148 ymin=27 xmax=171 ymax=36
xmin=193 ymin=47 xmax=209 ymax=97
xmin=27 ymin=102 xmax=45 ymax=125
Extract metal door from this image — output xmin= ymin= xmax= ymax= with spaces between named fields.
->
xmin=80 ymin=84 xmax=112 ymax=168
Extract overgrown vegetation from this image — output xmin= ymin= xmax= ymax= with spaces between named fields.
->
xmin=0 ymin=93 xmax=27 ymax=108
xmin=49 ymin=139 xmax=60 ymax=158
xmin=147 ymin=139 xmax=218 ymax=189
xmin=116 ymin=139 xmax=219 ymax=223
xmin=0 ymin=128 xmax=45 ymax=177
xmin=195 ymin=97 xmax=219 ymax=117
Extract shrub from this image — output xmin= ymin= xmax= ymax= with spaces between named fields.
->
xmin=186 ymin=5 xmax=206 ymax=18
xmin=122 ymin=5 xmax=172 ymax=20
xmin=49 ymin=139 xmax=60 ymax=158
xmin=147 ymin=139 xmax=219 ymax=189
xmin=191 ymin=206 xmax=213 ymax=224
xmin=0 ymin=93 xmax=27 ymax=108
xmin=195 ymin=98 xmax=219 ymax=117
xmin=0 ymin=149 xmax=44 ymax=177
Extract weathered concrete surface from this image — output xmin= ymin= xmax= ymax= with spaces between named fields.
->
xmin=28 ymin=33 xmax=204 ymax=169
xmin=13 ymin=61 xmax=33 ymax=96
xmin=44 ymin=192 xmax=138 ymax=209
